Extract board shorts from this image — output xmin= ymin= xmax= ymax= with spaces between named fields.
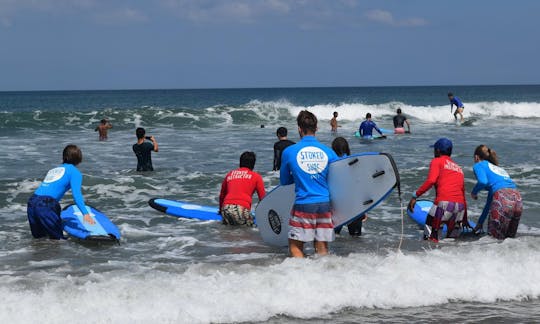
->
xmin=288 ymin=202 xmax=334 ymax=242
xmin=221 ymin=204 xmax=254 ymax=227
xmin=394 ymin=127 xmax=405 ymax=134
xmin=488 ymin=188 xmax=522 ymax=239
xmin=424 ymin=201 xmax=465 ymax=241
xmin=27 ymin=194 xmax=64 ymax=239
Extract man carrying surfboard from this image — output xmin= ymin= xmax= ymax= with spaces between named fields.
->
xmin=280 ymin=110 xmax=338 ymax=257
xmin=408 ymin=138 xmax=468 ymax=242
xmin=448 ymin=92 xmax=465 ymax=122
xmin=27 ymin=145 xmax=94 ymax=239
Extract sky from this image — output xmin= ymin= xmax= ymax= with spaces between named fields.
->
xmin=1 ymin=0 xmax=539 ymax=91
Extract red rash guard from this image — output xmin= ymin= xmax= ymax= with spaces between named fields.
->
xmin=415 ymin=155 xmax=465 ymax=204
xmin=219 ymin=167 xmax=266 ymax=210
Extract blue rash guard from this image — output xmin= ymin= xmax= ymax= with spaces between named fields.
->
xmin=450 ymin=96 xmax=464 ymax=108
xmin=34 ymin=163 xmax=89 ymax=215
xmin=359 ymin=120 xmax=382 ymax=138
xmin=280 ymin=135 xmax=338 ymax=204
xmin=472 ymin=160 xmax=516 ymax=225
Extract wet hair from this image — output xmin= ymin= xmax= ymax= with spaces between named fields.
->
xmin=366 ymin=113 xmax=372 ymax=119
xmin=276 ymin=127 xmax=288 ymax=138
xmin=474 ymin=145 xmax=499 ymax=165
xmin=100 ymin=119 xmax=107 ymax=124
xmin=297 ymin=110 xmax=317 ymax=134
xmin=63 ymin=144 xmax=82 ymax=165
xmin=332 ymin=137 xmax=350 ymax=157
xmin=333 ymin=111 xmax=338 ymax=117
xmin=136 ymin=127 xmax=146 ymax=139
xmin=434 ymin=147 xmax=452 ymax=157
xmin=448 ymin=92 xmax=454 ymax=97
xmin=239 ymin=151 xmax=256 ymax=170
xmin=396 ymin=108 xmax=402 ymax=114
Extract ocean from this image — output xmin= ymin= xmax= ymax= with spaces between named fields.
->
xmin=1 ymin=85 xmax=539 ymax=323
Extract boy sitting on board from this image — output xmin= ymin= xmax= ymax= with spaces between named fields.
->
xmin=219 ymin=151 xmax=266 ymax=226
xmin=408 ymin=138 xmax=468 ymax=242
xmin=280 ymin=110 xmax=338 ymax=257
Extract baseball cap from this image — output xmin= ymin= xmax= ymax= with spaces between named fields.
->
xmin=430 ymin=138 xmax=453 ymax=152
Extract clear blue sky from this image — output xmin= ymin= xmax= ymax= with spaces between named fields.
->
xmin=1 ymin=0 xmax=539 ymax=91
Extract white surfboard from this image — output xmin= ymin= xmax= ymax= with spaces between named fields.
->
xmin=255 ymin=152 xmax=400 ymax=247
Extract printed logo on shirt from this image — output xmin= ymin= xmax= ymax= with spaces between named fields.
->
xmin=296 ymin=146 xmax=328 ymax=175
xmin=227 ymin=170 xmax=252 ymax=181
xmin=43 ymin=167 xmax=65 ymax=183
xmin=444 ymin=160 xmax=463 ymax=174
xmin=488 ymin=163 xmax=510 ymax=178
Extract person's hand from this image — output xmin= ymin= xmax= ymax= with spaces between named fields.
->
xmin=471 ymin=193 xmax=478 ymax=200
xmin=408 ymin=198 xmax=417 ymax=212
xmin=83 ymin=213 xmax=95 ymax=225
xmin=149 ymin=136 xmax=156 ymax=142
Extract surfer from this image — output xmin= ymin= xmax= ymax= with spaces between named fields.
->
xmin=94 ymin=118 xmax=113 ymax=141
xmin=359 ymin=113 xmax=385 ymax=139
xmin=280 ymin=110 xmax=338 ymax=257
xmin=408 ymin=138 xmax=468 ymax=242
xmin=448 ymin=92 xmax=465 ymax=122
xmin=330 ymin=111 xmax=340 ymax=134
xmin=470 ymin=145 xmax=522 ymax=239
xmin=27 ymin=145 xmax=94 ymax=239
xmin=331 ymin=137 xmax=367 ymax=236
xmin=273 ymin=127 xmax=295 ymax=171
xmin=133 ymin=128 xmax=158 ymax=172
xmin=393 ymin=108 xmax=411 ymax=134
xmin=219 ymin=151 xmax=266 ymax=226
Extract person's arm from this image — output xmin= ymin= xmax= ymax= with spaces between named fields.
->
xmin=374 ymin=123 xmax=383 ymax=135
xmin=150 ymin=136 xmax=158 ymax=152
xmin=218 ymin=175 xmax=228 ymax=212
xmin=416 ymin=159 xmax=440 ymax=197
xmin=476 ymin=193 xmax=493 ymax=227
xmin=255 ymin=174 xmax=266 ymax=201
xmin=279 ymin=150 xmax=294 ymax=185
xmin=107 ymin=122 xmax=113 ymax=129
xmin=359 ymin=123 xmax=364 ymax=137
xmin=70 ymin=169 xmax=94 ymax=224
xmin=471 ymin=165 xmax=488 ymax=197
xmin=405 ymin=119 xmax=411 ymax=133
xmin=273 ymin=144 xmax=279 ymax=171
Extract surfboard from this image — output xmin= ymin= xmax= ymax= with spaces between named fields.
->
xmin=61 ymin=205 xmax=121 ymax=242
xmin=256 ymin=152 xmax=400 ymax=247
xmin=354 ymin=131 xmax=386 ymax=140
xmin=407 ymin=199 xmax=475 ymax=236
xmin=148 ymin=198 xmax=222 ymax=221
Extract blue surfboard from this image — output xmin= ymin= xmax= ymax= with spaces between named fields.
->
xmin=61 ymin=205 xmax=121 ymax=242
xmin=407 ymin=200 xmax=475 ymax=235
xmin=148 ymin=198 xmax=222 ymax=221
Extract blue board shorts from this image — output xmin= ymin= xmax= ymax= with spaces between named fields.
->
xmin=27 ymin=194 xmax=64 ymax=239
xmin=288 ymin=202 xmax=334 ymax=242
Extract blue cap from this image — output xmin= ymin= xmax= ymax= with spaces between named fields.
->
xmin=430 ymin=138 xmax=453 ymax=152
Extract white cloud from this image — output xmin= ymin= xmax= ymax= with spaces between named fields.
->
xmin=366 ymin=9 xmax=427 ymax=27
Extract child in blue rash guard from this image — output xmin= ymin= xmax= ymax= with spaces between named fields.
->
xmin=448 ymin=92 xmax=465 ymax=122
xmin=280 ymin=110 xmax=338 ymax=258
xmin=471 ymin=145 xmax=522 ymax=239
xmin=359 ymin=113 xmax=385 ymax=138
xmin=27 ymin=145 xmax=94 ymax=239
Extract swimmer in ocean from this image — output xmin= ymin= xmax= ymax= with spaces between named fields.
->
xmin=95 ymin=118 xmax=113 ymax=141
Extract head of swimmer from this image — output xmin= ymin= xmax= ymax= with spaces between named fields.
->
xmin=474 ymin=145 xmax=499 ymax=165
xmin=239 ymin=151 xmax=256 ymax=170
xmin=63 ymin=144 xmax=82 ymax=165
xmin=297 ymin=110 xmax=318 ymax=137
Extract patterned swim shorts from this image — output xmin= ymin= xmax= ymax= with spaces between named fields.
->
xmin=488 ymin=188 xmax=522 ymax=239
xmin=288 ymin=202 xmax=334 ymax=243
xmin=425 ymin=201 xmax=465 ymax=241
xmin=221 ymin=204 xmax=254 ymax=227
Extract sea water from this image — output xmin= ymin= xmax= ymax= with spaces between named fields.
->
xmin=1 ymin=86 xmax=539 ymax=323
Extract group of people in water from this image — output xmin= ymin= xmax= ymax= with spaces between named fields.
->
xmin=26 ymin=92 xmax=522 ymax=258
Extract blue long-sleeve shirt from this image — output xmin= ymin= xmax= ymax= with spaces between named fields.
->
xmin=450 ymin=96 xmax=464 ymax=108
xmin=35 ymin=163 xmax=89 ymax=214
xmin=359 ymin=120 xmax=382 ymax=138
xmin=472 ymin=160 xmax=516 ymax=225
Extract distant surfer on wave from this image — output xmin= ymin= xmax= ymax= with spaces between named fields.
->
xmin=219 ymin=151 xmax=266 ymax=226
xmin=470 ymin=145 xmax=522 ymax=239
xmin=408 ymin=138 xmax=469 ymax=242
xmin=280 ymin=110 xmax=338 ymax=257
xmin=359 ymin=113 xmax=385 ymax=139
xmin=448 ymin=92 xmax=465 ymax=122
xmin=27 ymin=145 xmax=94 ymax=239
xmin=393 ymin=108 xmax=411 ymax=134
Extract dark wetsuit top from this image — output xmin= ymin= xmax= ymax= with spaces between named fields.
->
xmin=273 ymin=139 xmax=295 ymax=171
xmin=393 ymin=115 xmax=407 ymax=128
xmin=133 ymin=141 xmax=154 ymax=171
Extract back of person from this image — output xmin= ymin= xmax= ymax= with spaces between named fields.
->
xmin=133 ymin=142 xmax=154 ymax=171
xmin=424 ymin=155 xmax=465 ymax=204
xmin=35 ymin=163 xmax=79 ymax=201
xmin=393 ymin=114 xmax=406 ymax=128
xmin=473 ymin=160 xmax=516 ymax=194
xmin=359 ymin=120 xmax=376 ymax=137
xmin=273 ymin=139 xmax=295 ymax=171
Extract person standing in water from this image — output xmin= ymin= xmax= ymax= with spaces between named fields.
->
xmin=133 ymin=127 xmax=158 ymax=172
xmin=393 ymin=108 xmax=411 ymax=134
xmin=94 ymin=119 xmax=113 ymax=141
xmin=471 ymin=145 xmax=522 ymax=239
xmin=27 ymin=145 xmax=94 ymax=239
xmin=448 ymin=92 xmax=465 ymax=122
xmin=359 ymin=113 xmax=385 ymax=139
xmin=219 ymin=151 xmax=266 ymax=226
xmin=408 ymin=138 xmax=468 ymax=242
xmin=330 ymin=111 xmax=340 ymax=135
xmin=272 ymin=127 xmax=295 ymax=171
xmin=280 ymin=110 xmax=338 ymax=257
xmin=331 ymin=137 xmax=367 ymax=237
